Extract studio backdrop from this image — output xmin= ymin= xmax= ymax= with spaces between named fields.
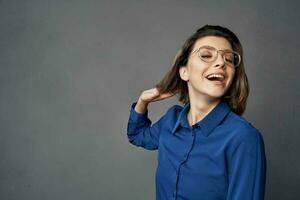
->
xmin=0 ymin=0 xmax=299 ymax=199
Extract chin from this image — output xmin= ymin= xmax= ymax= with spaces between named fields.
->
xmin=192 ymin=84 xmax=228 ymax=99
xmin=206 ymin=89 xmax=227 ymax=97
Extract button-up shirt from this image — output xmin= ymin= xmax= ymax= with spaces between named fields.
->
xmin=127 ymin=100 xmax=266 ymax=200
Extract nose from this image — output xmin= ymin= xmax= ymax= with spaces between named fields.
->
xmin=213 ymin=52 xmax=226 ymax=68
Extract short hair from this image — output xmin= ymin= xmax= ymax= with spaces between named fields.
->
xmin=155 ymin=24 xmax=249 ymax=115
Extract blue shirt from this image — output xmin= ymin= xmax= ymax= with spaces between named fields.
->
xmin=127 ymin=100 xmax=266 ymax=200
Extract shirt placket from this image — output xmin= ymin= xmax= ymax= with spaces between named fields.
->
xmin=173 ymin=127 xmax=197 ymax=200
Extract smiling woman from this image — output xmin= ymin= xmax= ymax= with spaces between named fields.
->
xmin=155 ymin=25 xmax=249 ymax=116
xmin=126 ymin=25 xmax=266 ymax=200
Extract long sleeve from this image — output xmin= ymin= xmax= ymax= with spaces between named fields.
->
xmin=226 ymin=130 xmax=267 ymax=200
xmin=127 ymin=102 xmax=165 ymax=150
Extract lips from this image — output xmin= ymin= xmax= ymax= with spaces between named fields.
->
xmin=205 ymin=73 xmax=226 ymax=84
xmin=206 ymin=73 xmax=225 ymax=80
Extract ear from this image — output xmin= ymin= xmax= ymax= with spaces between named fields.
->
xmin=179 ymin=66 xmax=189 ymax=81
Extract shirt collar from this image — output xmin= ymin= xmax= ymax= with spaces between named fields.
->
xmin=171 ymin=100 xmax=231 ymax=137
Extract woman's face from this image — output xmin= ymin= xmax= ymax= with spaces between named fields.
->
xmin=179 ymin=36 xmax=236 ymax=101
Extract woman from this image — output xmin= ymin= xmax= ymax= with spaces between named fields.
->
xmin=127 ymin=25 xmax=266 ymax=200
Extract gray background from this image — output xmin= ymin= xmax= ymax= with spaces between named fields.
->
xmin=1 ymin=0 xmax=299 ymax=199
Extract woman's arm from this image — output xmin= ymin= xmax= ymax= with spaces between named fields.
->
xmin=127 ymin=101 xmax=164 ymax=150
xmin=226 ymin=130 xmax=267 ymax=200
xmin=126 ymin=88 xmax=175 ymax=150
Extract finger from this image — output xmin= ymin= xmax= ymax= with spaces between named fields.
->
xmin=144 ymin=89 xmax=159 ymax=98
xmin=153 ymin=94 xmax=172 ymax=101
xmin=147 ymin=88 xmax=159 ymax=94
xmin=160 ymin=92 xmax=175 ymax=99
xmin=151 ymin=95 xmax=162 ymax=102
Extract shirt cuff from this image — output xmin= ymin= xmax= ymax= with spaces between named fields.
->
xmin=129 ymin=102 xmax=149 ymax=122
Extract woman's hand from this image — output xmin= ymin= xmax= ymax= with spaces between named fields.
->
xmin=135 ymin=88 xmax=175 ymax=114
xmin=139 ymin=88 xmax=175 ymax=103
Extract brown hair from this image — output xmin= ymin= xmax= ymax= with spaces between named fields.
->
xmin=155 ymin=25 xmax=249 ymax=115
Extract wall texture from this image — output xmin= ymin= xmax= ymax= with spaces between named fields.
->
xmin=0 ymin=0 xmax=299 ymax=199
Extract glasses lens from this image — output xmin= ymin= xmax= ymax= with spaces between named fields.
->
xmin=198 ymin=48 xmax=216 ymax=63
xmin=224 ymin=52 xmax=241 ymax=67
xmin=224 ymin=52 xmax=234 ymax=66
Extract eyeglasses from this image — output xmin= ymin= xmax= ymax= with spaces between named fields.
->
xmin=191 ymin=45 xmax=241 ymax=68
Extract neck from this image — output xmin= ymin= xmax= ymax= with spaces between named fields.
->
xmin=187 ymin=93 xmax=221 ymax=126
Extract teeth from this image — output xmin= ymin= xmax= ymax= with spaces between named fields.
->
xmin=207 ymin=74 xmax=225 ymax=80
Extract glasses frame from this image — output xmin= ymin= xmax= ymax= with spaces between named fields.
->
xmin=191 ymin=45 xmax=241 ymax=68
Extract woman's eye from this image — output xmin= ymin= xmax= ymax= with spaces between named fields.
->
xmin=224 ymin=53 xmax=235 ymax=63
xmin=200 ymin=54 xmax=212 ymax=58
xmin=225 ymin=58 xmax=233 ymax=63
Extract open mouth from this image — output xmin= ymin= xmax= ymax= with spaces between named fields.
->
xmin=205 ymin=74 xmax=226 ymax=84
